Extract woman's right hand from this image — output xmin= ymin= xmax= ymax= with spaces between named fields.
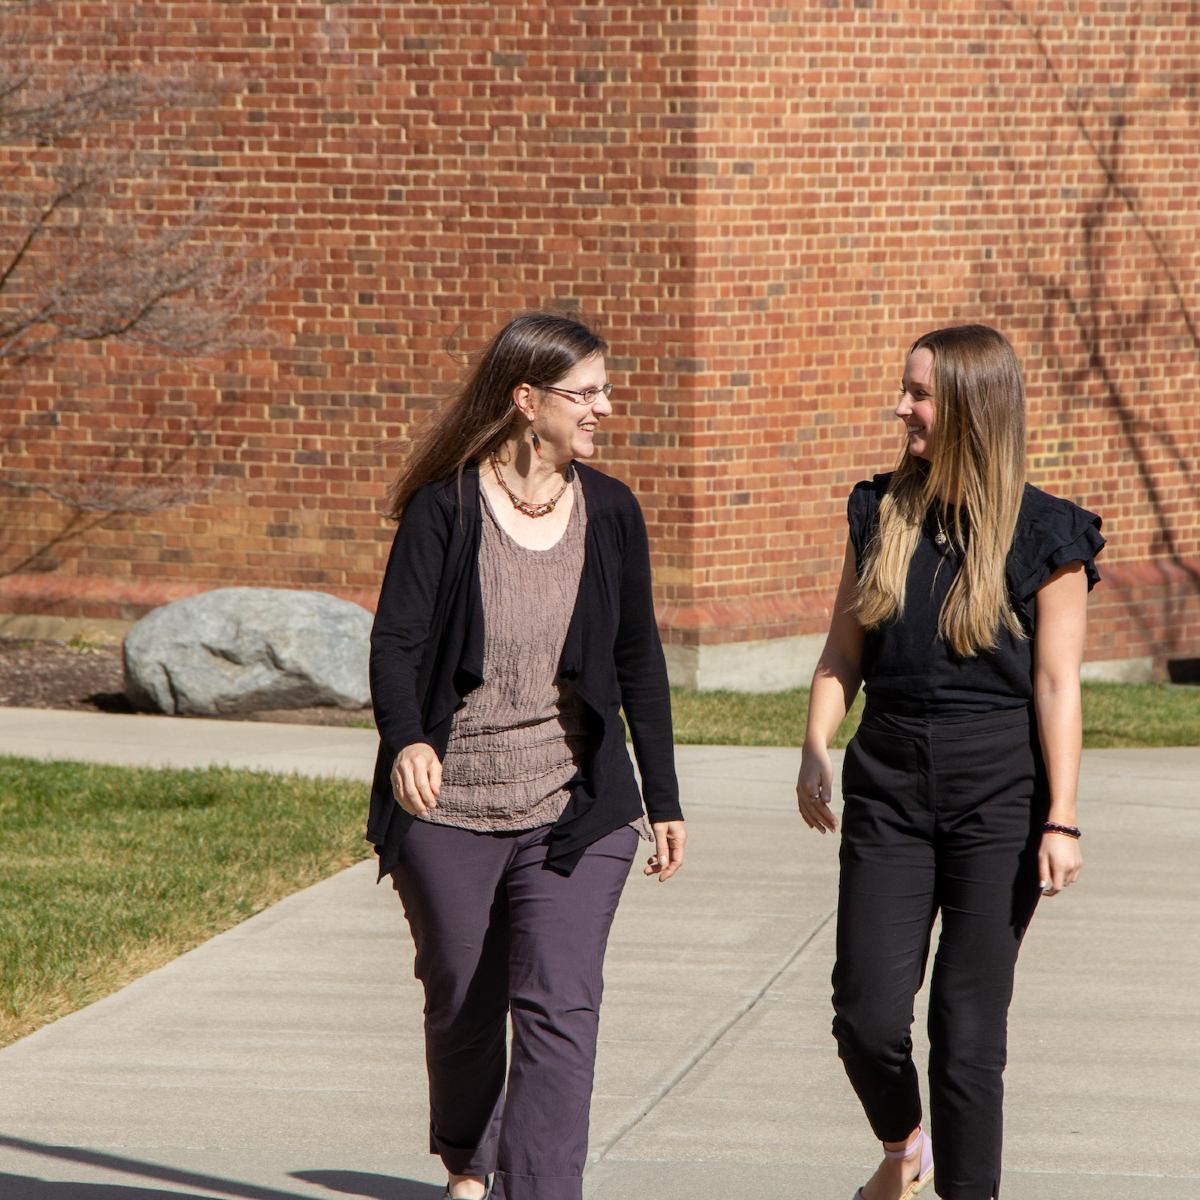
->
xmin=391 ymin=743 xmax=442 ymax=818
xmin=796 ymin=743 xmax=837 ymax=834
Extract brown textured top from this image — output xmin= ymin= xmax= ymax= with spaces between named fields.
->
xmin=426 ymin=475 xmax=589 ymax=831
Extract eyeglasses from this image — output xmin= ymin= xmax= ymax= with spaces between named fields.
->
xmin=536 ymin=381 xmax=613 ymax=406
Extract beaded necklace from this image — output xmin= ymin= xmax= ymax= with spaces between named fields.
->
xmin=489 ymin=453 xmax=570 ymax=519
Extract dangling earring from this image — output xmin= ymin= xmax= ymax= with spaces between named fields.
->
xmin=530 ymin=429 xmax=542 ymax=457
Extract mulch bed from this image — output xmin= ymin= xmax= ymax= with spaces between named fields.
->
xmin=0 ymin=637 xmax=372 ymax=727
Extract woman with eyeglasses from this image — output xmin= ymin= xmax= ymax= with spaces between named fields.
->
xmin=796 ymin=325 xmax=1103 ymax=1200
xmin=369 ymin=312 xmax=686 ymax=1200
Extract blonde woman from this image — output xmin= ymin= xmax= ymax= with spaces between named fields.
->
xmin=796 ymin=325 xmax=1104 ymax=1200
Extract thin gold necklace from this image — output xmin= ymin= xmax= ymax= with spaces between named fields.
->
xmin=489 ymin=453 xmax=569 ymax=519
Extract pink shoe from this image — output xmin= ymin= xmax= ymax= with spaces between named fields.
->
xmin=851 ymin=1127 xmax=934 ymax=1200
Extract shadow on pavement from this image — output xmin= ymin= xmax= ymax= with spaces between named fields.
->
xmin=0 ymin=1139 xmax=440 ymax=1200
xmin=293 ymin=1172 xmax=440 ymax=1198
xmin=0 ymin=1177 xmax=215 ymax=1199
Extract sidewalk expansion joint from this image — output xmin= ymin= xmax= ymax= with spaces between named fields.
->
xmin=593 ymin=906 xmax=836 ymax=1162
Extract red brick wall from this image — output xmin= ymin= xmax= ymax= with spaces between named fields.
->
xmin=1 ymin=1 xmax=700 ymax=608
xmin=663 ymin=0 xmax=1200 ymax=674
xmin=2 ymin=1 xmax=1198 ymax=677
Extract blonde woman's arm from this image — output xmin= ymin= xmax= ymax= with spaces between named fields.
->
xmin=1032 ymin=560 xmax=1089 ymax=896
xmin=797 ymin=541 xmax=865 ymax=835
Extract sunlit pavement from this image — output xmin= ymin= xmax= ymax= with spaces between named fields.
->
xmin=1 ymin=709 xmax=1197 ymax=1198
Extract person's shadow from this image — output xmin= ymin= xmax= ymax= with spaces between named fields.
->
xmin=0 ymin=1139 xmax=442 ymax=1200
xmin=0 ymin=1180 xmax=214 ymax=1200
xmin=293 ymin=1173 xmax=440 ymax=1199
xmin=0 ymin=1177 xmax=440 ymax=1200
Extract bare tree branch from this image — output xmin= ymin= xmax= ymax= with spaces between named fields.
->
xmin=0 ymin=189 xmax=278 ymax=365
xmin=0 ymin=2 xmax=218 ymax=143
xmin=995 ymin=0 xmax=1200 ymax=601
xmin=0 ymin=475 xmax=208 ymax=516
xmin=0 ymin=159 xmax=102 ymax=299
xmin=0 ymin=1 xmax=283 ymax=559
xmin=1000 ymin=0 xmax=1200 ymax=356
xmin=0 ymin=69 xmax=208 ymax=144
xmin=0 ymin=4 xmax=273 ymax=371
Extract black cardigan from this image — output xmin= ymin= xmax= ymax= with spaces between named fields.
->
xmin=367 ymin=462 xmax=682 ymax=878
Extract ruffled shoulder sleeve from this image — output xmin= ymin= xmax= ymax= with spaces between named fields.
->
xmin=847 ymin=473 xmax=892 ymax=575
xmin=1006 ymin=485 xmax=1106 ymax=604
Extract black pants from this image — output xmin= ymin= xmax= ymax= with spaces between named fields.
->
xmin=832 ymin=706 xmax=1046 ymax=1200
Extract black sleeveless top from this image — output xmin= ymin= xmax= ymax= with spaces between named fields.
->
xmin=848 ymin=473 xmax=1105 ymax=718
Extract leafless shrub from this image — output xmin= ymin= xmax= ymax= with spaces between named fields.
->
xmin=0 ymin=2 xmax=282 ymax=562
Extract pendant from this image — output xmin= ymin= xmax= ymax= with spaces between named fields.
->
xmin=935 ymin=531 xmax=947 ymax=546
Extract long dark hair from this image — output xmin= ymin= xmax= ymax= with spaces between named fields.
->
xmin=386 ymin=312 xmax=607 ymax=519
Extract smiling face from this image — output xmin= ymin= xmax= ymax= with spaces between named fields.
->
xmin=896 ymin=346 xmax=936 ymax=460
xmin=525 ymin=352 xmax=612 ymax=464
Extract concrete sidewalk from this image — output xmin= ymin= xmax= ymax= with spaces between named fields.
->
xmin=0 ymin=708 xmax=1197 ymax=1199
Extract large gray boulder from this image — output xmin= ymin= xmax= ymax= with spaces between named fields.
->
xmin=123 ymin=587 xmax=372 ymax=715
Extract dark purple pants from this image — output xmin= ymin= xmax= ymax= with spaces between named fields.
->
xmin=833 ymin=707 xmax=1045 ymax=1200
xmin=390 ymin=819 xmax=638 ymax=1200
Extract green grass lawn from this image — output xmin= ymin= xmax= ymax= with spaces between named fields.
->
xmin=0 ymin=758 xmax=370 ymax=1047
xmin=3 ymin=681 xmax=1194 ymax=1047
xmin=669 ymin=683 xmax=1200 ymax=749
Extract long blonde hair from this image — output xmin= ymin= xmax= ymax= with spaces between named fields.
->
xmin=855 ymin=324 xmax=1027 ymax=657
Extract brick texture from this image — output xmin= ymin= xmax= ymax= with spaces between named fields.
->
xmin=1 ymin=2 xmax=1197 ymax=678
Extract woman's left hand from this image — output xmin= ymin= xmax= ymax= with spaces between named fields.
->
xmin=1038 ymin=831 xmax=1083 ymax=897
xmin=645 ymin=820 xmax=686 ymax=882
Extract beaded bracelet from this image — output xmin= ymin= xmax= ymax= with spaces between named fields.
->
xmin=1043 ymin=821 xmax=1082 ymax=839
